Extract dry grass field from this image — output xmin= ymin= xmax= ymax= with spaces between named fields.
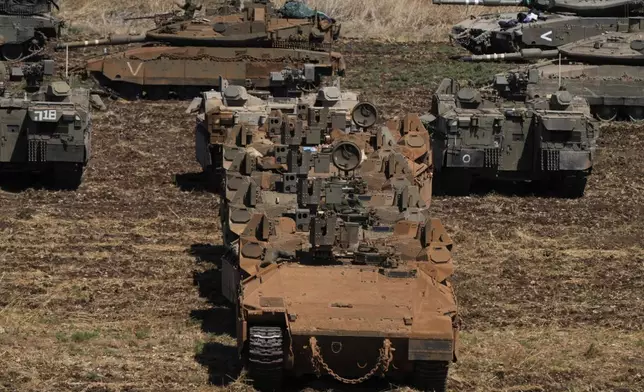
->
xmin=56 ymin=0 xmax=518 ymax=40
xmin=1 ymin=1 xmax=643 ymax=392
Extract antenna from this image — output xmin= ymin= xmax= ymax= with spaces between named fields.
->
xmin=558 ymin=52 xmax=561 ymax=89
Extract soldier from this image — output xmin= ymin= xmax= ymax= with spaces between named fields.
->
xmin=174 ymin=0 xmax=202 ymax=20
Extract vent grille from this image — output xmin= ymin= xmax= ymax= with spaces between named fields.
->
xmin=484 ymin=148 xmax=500 ymax=168
xmin=541 ymin=150 xmax=560 ymax=171
xmin=28 ymin=140 xmax=47 ymax=162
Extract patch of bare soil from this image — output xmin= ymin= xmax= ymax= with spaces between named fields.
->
xmin=0 ymin=41 xmax=643 ymax=392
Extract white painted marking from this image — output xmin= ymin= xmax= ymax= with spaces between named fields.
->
xmin=541 ymin=30 xmax=553 ymax=42
xmin=462 ymin=154 xmax=471 ymax=164
xmin=126 ymin=62 xmax=143 ymax=76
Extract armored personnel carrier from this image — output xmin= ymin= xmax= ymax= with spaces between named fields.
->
xmin=57 ymin=1 xmax=344 ymax=99
xmin=458 ymin=32 xmax=644 ymax=121
xmin=0 ymin=0 xmax=61 ymax=60
xmin=427 ymin=69 xmax=597 ymax=197
xmin=434 ymin=0 xmax=644 ymax=54
xmin=194 ymin=74 xmax=361 ymax=191
xmin=211 ymin=100 xmax=459 ymax=390
xmin=0 ymin=60 xmax=92 ymax=189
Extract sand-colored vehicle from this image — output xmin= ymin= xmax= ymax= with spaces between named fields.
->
xmin=193 ymin=75 xmax=360 ymax=191
xmin=210 ymin=97 xmax=459 ymax=390
xmin=56 ymin=0 xmax=344 ymax=99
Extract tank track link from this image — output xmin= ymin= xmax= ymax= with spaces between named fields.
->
xmin=248 ymin=326 xmax=284 ymax=391
xmin=413 ymin=360 xmax=449 ymax=392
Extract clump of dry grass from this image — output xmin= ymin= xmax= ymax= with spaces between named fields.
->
xmin=57 ymin=0 xmax=518 ymax=41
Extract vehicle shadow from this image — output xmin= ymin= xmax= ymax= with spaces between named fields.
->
xmin=174 ymin=171 xmax=211 ymax=193
xmin=189 ymin=243 xmax=241 ymax=386
xmin=0 ymin=172 xmax=74 ymax=192
xmin=440 ymin=178 xmax=574 ymax=198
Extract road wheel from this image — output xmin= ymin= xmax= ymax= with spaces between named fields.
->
xmin=413 ymin=361 xmax=449 ymax=392
xmin=247 ymin=326 xmax=284 ymax=392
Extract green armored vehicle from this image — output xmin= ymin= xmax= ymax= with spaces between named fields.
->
xmin=0 ymin=0 xmax=61 ymax=60
xmin=427 ymin=70 xmax=597 ymax=197
xmin=0 ymin=60 xmax=92 ymax=189
xmin=434 ymin=0 xmax=644 ymax=55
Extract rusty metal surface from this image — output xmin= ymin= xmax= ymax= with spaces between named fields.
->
xmin=85 ymin=46 xmax=343 ymax=96
xmin=58 ymin=2 xmax=342 ymax=99
xmin=202 ymin=86 xmax=459 ymax=388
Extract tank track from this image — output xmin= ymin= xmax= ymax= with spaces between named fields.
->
xmin=413 ymin=361 xmax=449 ymax=392
xmin=248 ymin=326 xmax=284 ymax=391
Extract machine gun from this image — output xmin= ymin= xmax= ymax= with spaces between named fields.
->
xmin=490 ymin=69 xmax=540 ymax=101
xmin=4 ymin=59 xmax=55 ymax=93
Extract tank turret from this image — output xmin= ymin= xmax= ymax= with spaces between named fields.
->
xmin=57 ymin=1 xmax=340 ymax=51
xmin=437 ymin=0 xmax=644 ymax=55
xmin=56 ymin=1 xmax=344 ymax=100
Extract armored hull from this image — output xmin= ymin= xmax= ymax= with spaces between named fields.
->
xmin=206 ymin=89 xmax=459 ymax=390
xmin=58 ymin=1 xmax=344 ymax=99
xmin=0 ymin=64 xmax=92 ymax=189
xmin=525 ymin=63 xmax=644 ymax=121
xmin=85 ymin=46 xmax=344 ymax=99
xmin=428 ymin=71 xmax=597 ymax=197
xmin=0 ymin=2 xmax=60 ymax=61
xmin=460 ymin=31 xmax=644 ymax=121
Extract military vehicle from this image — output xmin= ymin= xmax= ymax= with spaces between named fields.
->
xmin=0 ymin=0 xmax=61 ymax=60
xmin=434 ymin=0 xmax=644 ymax=55
xmin=0 ymin=60 xmax=92 ymax=189
xmin=457 ymin=31 xmax=644 ymax=121
xmin=56 ymin=0 xmax=344 ymax=99
xmin=194 ymin=74 xmax=361 ymax=191
xmin=211 ymin=98 xmax=459 ymax=391
xmin=426 ymin=68 xmax=597 ymax=197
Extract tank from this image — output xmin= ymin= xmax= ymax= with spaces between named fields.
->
xmin=434 ymin=0 xmax=644 ymax=54
xmin=193 ymin=74 xmax=361 ymax=191
xmin=212 ymin=101 xmax=459 ymax=390
xmin=0 ymin=60 xmax=92 ymax=189
xmin=426 ymin=68 xmax=597 ymax=197
xmin=458 ymin=32 xmax=644 ymax=121
xmin=0 ymin=0 xmax=61 ymax=60
xmin=56 ymin=0 xmax=344 ymax=99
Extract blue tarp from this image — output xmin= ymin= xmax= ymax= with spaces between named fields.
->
xmin=278 ymin=1 xmax=333 ymax=21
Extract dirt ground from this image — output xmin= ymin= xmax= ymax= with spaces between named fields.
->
xmin=1 ymin=42 xmax=643 ymax=392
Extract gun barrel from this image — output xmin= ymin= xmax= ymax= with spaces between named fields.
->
xmin=461 ymin=48 xmax=560 ymax=61
xmin=55 ymin=34 xmax=147 ymax=50
xmin=432 ymin=0 xmax=524 ymax=5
